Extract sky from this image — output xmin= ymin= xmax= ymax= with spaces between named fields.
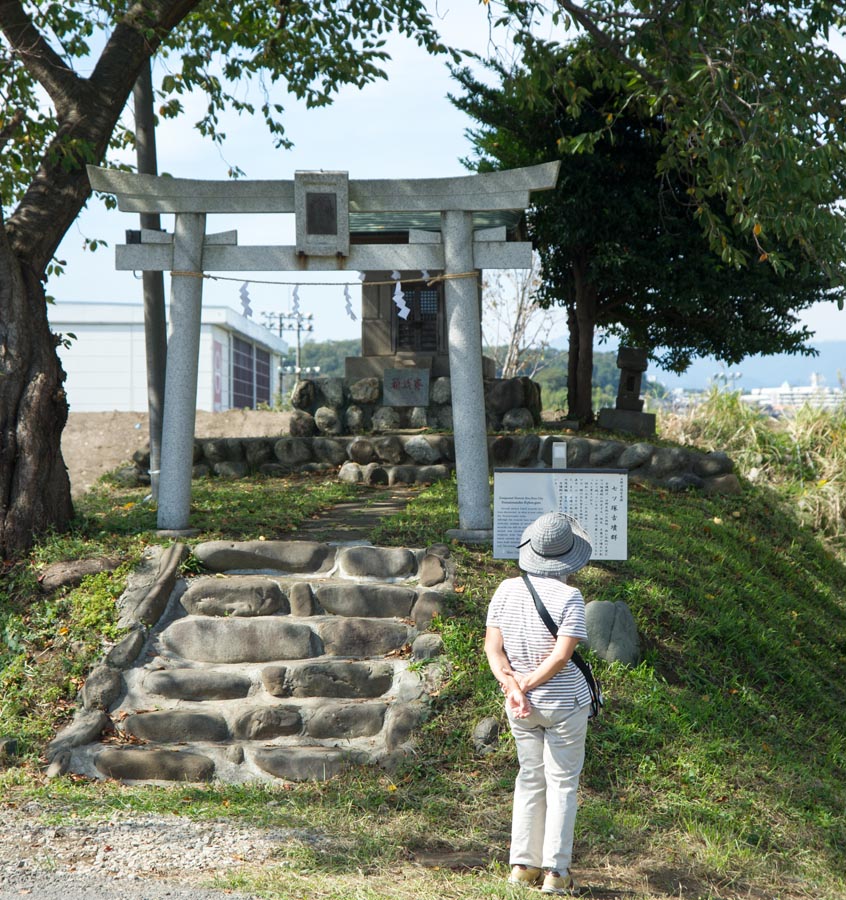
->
xmin=49 ymin=2 xmax=846 ymax=355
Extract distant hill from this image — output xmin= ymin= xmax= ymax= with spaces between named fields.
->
xmin=647 ymin=341 xmax=846 ymax=391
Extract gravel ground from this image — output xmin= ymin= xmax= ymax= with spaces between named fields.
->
xmin=0 ymin=801 xmax=322 ymax=900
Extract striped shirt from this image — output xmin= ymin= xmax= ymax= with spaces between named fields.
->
xmin=486 ymin=574 xmax=590 ymax=709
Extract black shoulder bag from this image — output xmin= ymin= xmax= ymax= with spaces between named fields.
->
xmin=521 ymin=573 xmax=604 ymax=719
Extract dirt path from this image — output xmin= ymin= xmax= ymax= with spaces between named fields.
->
xmin=61 ymin=410 xmax=292 ymax=498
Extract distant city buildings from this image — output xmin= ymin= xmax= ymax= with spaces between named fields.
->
xmin=740 ymin=373 xmax=845 ymax=413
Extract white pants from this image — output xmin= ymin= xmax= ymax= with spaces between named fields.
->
xmin=506 ymin=703 xmax=590 ymax=873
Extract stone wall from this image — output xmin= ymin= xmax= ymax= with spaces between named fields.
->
xmin=126 ymin=432 xmax=740 ymax=494
xmin=288 ymin=374 xmax=542 ymax=435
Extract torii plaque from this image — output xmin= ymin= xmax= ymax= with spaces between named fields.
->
xmin=87 ymin=162 xmax=560 ymax=538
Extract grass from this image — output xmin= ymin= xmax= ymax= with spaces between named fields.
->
xmin=2 ymin=426 xmax=846 ymax=899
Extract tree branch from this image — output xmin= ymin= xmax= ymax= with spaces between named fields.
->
xmin=554 ymin=0 xmax=663 ymax=90
xmin=0 ymin=0 xmax=80 ymax=114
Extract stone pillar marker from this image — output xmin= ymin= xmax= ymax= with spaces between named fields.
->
xmin=442 ymin=210 xmax=492 ymax=539
xmin=597 ymin=346 xmax=656 ymax=438
xmin=158 ymin=212 xmax=207 ymax=531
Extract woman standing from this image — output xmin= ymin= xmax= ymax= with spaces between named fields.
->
xmin=485 ymin=511 xmax=593 ymax=895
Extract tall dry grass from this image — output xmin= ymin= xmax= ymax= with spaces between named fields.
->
xmin=660 ymin=387 xmax=846 ymax=546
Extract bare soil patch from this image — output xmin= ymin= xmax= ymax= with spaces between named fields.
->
xmin=62 ymin=409 xmax=292 ymax=498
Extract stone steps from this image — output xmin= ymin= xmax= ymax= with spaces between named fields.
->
xmin=59 ymin=539 xmax=451 ymax=784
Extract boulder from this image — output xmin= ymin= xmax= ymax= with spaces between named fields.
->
xmin=338 ymin=546 xmax=417 ymax=579
xmin=262 ymin=661 xmax=394 ymax=699
xmin=403 ymin=435 xmax=442 ymax=465
xmin=585 ymin=599 xmax=640 ymax=666
xmin=144 ymin=669 xmax=252 ymax=701
xmin=317 ymin=618 xmax=410 ymax=657
xmin=251 ymin=746 xmax=349 ymax=781
xmin=232 ymin=706 xmax=302 ymax=740
xmin=349 ymin=377 xmax=381 ymax=404
xmin=123 ymin=710 xmax=229 ymax=743
xmin=314 ymin=583 xmax=416 ymax=618
xmin=290 ymin=379 xmax=316 ymax=411
xmin=472 ymin=717 xmax=500 ymax=756
xmin=430 ymin=377 xmax=451 ymax=405
xmin=245 ymin=440 xmax=274 ymax=468
xmin=338 ymin=461 xmax=363 ymax=484
xmin=160 ymin=617 xmax=322 ymax=664
xmin=371 ymin=406 xmax=401 ymax=432
xmin=502 ymin=408 xmax=535 ymax=432
xmin=305 ymin=701 xmax=387 ymax=739
xmin=314 ymin=406 xmax=343 ymax=436
xmin=81 ymin=665 xmax=123 ymax=711
xmin=312 ymin=437 xmax=348 ymax=466
xmin=273 ymin=437 xmax=313 ymax=466
xmin=39 ymin=557 xmax=120 ymax=593
xmin=95 ymin=748 xmax=215 ymax=782
xmin=289 ymin=410 xmax=317 ymax=437
xmin=180 ymin=575 xmax=289 ymax=617
xmin=348 ymin=438 xmax=377 ymax=464
xmin=193 ymin=540 xmax=335 ymax=574
xmin=373 ymin=435 xmax=405 ymax=464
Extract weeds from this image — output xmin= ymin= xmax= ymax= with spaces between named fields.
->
xmin=661 ymin=387 xmax=846 ymax=545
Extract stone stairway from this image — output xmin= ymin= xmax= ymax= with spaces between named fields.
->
xmin=60 ymin=539 xmax=452 ymax=784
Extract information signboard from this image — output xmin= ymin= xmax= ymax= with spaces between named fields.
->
xmin=493 ymin=468 xmax=628 ymax=560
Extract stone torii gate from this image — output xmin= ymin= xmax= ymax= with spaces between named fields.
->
xmin=86 ymin=162 xmax=560 ymax=539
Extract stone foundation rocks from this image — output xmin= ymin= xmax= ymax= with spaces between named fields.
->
xmin=290 ymin=374 xmax=542 ymax=435
xmin=128 ymin=432 xmax=739 ymax=495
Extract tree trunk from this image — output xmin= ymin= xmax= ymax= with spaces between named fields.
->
xmin=566 ymin=303 xmax=580 ymax=417
xmin=0 ymin=0 xmax=206 ymax=559
xmin=567 ymin=252 xmax=598 ymax=424
xmin=0 ymin=220 xmax=73 ymax=557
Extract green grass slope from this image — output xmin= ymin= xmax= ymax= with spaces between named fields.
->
xmin=1 ymin=470 xmax=845 ymax=899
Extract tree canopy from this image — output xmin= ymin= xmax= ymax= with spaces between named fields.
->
xmin=452 ymin=32 xmax=844 ymax=420
xmin=486 ymin=0 xmax=846 ymax=282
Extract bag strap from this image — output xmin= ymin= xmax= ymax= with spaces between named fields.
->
xmin=521 ymin=573 xmax=601 ymax=716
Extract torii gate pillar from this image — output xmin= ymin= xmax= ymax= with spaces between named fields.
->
xmin=158 ymin=213 xmax=206 ymax=531
xmin=442 ymin=210 xmax=491 ymax=537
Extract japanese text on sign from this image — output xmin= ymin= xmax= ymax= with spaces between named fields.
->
xmin=493 ymin=468 xmax=628 ymax=560
xmin=383 ymin=368 xmax=430 ymax=407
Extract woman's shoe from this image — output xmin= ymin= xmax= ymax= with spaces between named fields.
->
xmin=541 ymin=869 xmax=578 ymax=894
xmin=508 ymin=865 xmax=543 ymax=886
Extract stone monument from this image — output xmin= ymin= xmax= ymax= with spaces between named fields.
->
xmin=597 ymin=346 xmax=656 ymax=437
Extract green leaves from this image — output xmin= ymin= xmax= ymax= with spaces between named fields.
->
xmin=0 ymin=0 xmax=454 ymax=215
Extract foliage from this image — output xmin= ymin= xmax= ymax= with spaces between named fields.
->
xmin=481 ymin=258 xmax=555 ymax=378
xmin=285 ymin=338 xmax=362 ymax=379
xmin=0 ymin=1 xmax=454 ymax=211
xmin=451 ymin=36 xmax=838 ymax=424
xmin=531 ymin=346 xmax=619 ymax=412
xmin=488 ymin=0 xmax=846 ymax=281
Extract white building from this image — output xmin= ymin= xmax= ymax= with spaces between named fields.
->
xmin=49 ymin=301 xmax=288 ymax=413
xmin=741 ymin=373 xmax=845 ymax=412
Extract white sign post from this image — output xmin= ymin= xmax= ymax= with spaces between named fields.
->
xmin=493 ymin=468 xmax=628 ymax=560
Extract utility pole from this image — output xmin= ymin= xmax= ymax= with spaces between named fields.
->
xmin=133 ymin=59 xmax=166 ymax=501
xmin=262 ymin=312 xmax=315 ymax=381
